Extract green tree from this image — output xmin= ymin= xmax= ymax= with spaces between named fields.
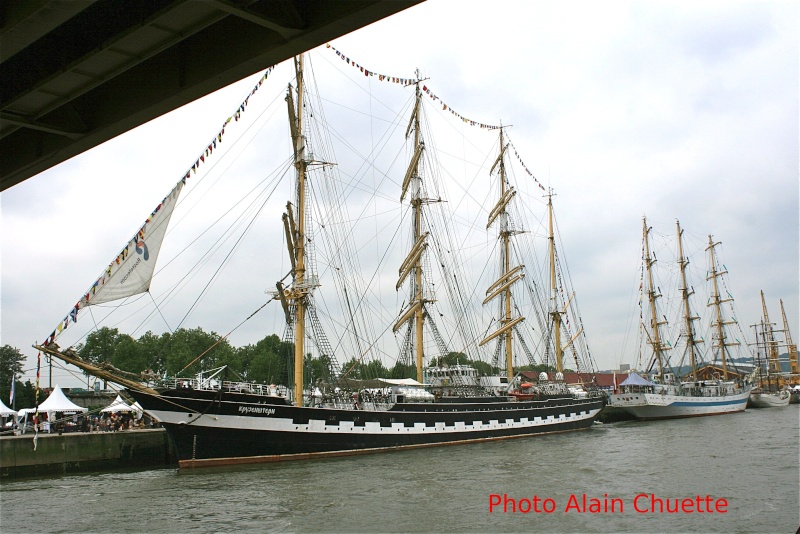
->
xmin=0 ymin=344 xmax=24 ymax=380
xmin=340 ymin=357 xmax=362 ymax=379
xmin=469 ymin=359 xmax=497 ymax=377
xmin=79 ymin=327 xmax=122 ymax=365
xmin=163 ymin=327 xmax=236 ymax=376
xmin=136 ymin=330 xmax=168 ymax=375
xmin=14 ymin=380 xmax=40 ymax=409
xmin=238 ymin=334 xmax=290 ymax=385
xmin=361 ymin=359 xmax=389 ymax=379
xmin=0 ymin=345 xmax=25 ymax=408
xmin=389 ymin=362 xmax=416 ymax=379
xmin=517 ymin=363 xmax=557 ymax=374
xmin=305 ymin=353 xmax=335 ymax=385
xmin=78 ymin=326 xmax=149 ymax=375
xmin=112 ymin=333 xmax=147 ymax=373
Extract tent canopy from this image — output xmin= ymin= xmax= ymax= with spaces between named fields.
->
xmin=378 ymin=378 xmax=430 ymax=387
xmin=18 ymin=385 xmax=88 ymax=414
xmin=0 ymin=398 xmax=16 ymax=416
xmin=618 ymin=372 xmax=656 ymax=387
xmin=101 ymin=395 xmax=137 ymax=413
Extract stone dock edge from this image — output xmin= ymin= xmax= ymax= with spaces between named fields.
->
xmin=0 ymin=429 xmax=178 ymax=480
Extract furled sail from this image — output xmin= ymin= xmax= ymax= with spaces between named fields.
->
xmin=44 ymin=178 xmax=185 ymax=344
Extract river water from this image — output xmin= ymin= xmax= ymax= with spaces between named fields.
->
xmin=1 ymin=406 xmax=797 ymax=533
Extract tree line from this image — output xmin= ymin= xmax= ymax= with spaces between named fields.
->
xmin=73 ymin=327 xmax=510 ymax=384
xmin=0 ymin=327 xmax=564 ymax=405
xmin=76 ymin=327 xmax=294 ymax=385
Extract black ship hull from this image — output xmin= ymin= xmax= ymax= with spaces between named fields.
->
xmin=129 ymin=388 xmax=604 ymax=467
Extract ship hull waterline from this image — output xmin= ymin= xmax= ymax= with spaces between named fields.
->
xmin=129 ymin=389 xmax=604 ymax=468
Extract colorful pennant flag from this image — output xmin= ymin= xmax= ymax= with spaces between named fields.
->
xmin=33 ymin=351 xmax=40 ymax=450
xmin=325 ymin=43 xmax=500 ymax=130
xmin=506 ymin=137 xmax=547 ymax=191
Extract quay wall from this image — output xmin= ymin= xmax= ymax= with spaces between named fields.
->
xmin=0 ymin=429 xmax=177 ymax=479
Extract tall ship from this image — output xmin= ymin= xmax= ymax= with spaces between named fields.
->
xmin=610 ymin=219 xmax=751 ymax=419
xmin=747 ymin=292 xmax=792 ymax=408
xmin=780 ymin=298 xmax=800 ymax=403
xmin=37 ymin=52 xmax=604 ymax=467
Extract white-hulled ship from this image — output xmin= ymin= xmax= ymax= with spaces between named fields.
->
xmin=610 ymin=220 xmax=750 ymax=420
xmin=38 ymin=52 xmax=604 ymax=467
xmin=747 ymin=293 xmax=792 ymax=408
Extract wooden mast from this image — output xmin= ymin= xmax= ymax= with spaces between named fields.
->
xmin=676 ymin=221 xmax=702 ymax=381
xmin=394 ymin=73 xmax=427 ymax=383
xmin=547 ymin=192 xmax=564 ymax=374
xmin=288 ymin=55 xmax=308 ymax=406
xmin=780 ymin=299 xmax=799 ymax=376
xmin=412 ymin=78 xmax=424 ymax=383
xmin=705 ymin=235 xmax=736 ymax=379
xmin=760 ymin=291 xmax=781 ymax=377
xmin=479 ymin=127 xmax=524 ymax=381
xmin=642 ymin=217 xmax=668 ymax=378
xmin=500 ymin=128 xmax=514 ymax=380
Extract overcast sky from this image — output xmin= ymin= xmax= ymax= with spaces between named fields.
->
xmin=2 ymin=0 xmax=797 ymax=389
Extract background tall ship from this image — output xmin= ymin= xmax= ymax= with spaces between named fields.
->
xmin=36 ymin=51 xmax=604 ymax=467
xmin=610 ymin=219 xmax=751 ymax=419
xmin=747 ymin=292 xmax=794 ymax=408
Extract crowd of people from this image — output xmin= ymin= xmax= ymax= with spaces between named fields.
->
xmin=84 ymin=412 xmax=155 ymax=432
xmin=7 ymin=411 xmax=159 ymax=435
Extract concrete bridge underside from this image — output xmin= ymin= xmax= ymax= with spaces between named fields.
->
xmin=0 ymin=0 xmax=422 ymax=191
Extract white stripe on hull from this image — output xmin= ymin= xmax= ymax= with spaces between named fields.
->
xmin=148 ymin=407 xmax=602 ymax=435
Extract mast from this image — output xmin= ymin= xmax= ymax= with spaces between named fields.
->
xmin=547 ymin=192 xmax=564 ymax=374
xmin=394 ymin=73 xmax=428 ymax=383
xmin=642 ymin=217 xmax=669 ymax=378
xmin=287 ymin=55 xmax=308 ymax=405
xmin=705 ymin=236 xmax=737 ymax=379
xmin=760 ymin=291 xmax=781 ymax=377
xmin=780 ymin=299 xmax=799 ymax=375
xmin=676 ymin=221 xmax=702 ymax=380
xmin=675 ymin=221 xmax=703 ymax=382
xmin=501 ymin=130 xmax=513 ymax=379
xmin=751 ymin=318 xmax=771 ymax=389
xmin=412 ymin=79 xmax=424 ymax=383
xmin=479 ymin=127 xmax=525 ymax=381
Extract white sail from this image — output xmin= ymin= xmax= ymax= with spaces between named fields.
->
xmin=83 ymin=181 xmax=183 ymax=306
xmin=46 ymin=178 xmax=184 ymax=343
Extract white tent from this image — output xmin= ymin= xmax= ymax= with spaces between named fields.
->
xmin=18 ymin=385 xmax=87 ymax=433
xmin=101 ymin=395 xmax=137 ymax=413
xmin=18 ymin=385 xmax=88 ymax=416
xmin=0 ymin=398 xmax=16 ymax=416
